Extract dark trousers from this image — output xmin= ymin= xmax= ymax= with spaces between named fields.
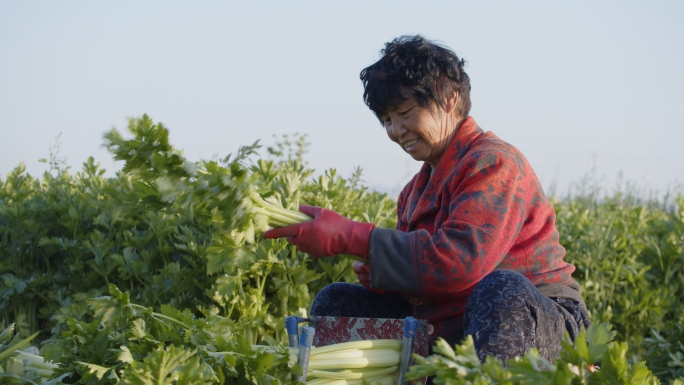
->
xmin=310 ymin=270 xmax=590 ymax=363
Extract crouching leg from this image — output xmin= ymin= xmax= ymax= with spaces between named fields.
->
xmin=463 ymin=270 xmax=589 ymax=363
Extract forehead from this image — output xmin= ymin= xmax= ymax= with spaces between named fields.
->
xmin=384 ymin=98 xmax=417 ymax=115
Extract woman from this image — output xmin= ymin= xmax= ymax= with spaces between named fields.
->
xmin=264 ymin=35 xmax=590 ymax=363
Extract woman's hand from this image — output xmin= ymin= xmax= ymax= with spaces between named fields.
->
xmin=263 ymin=205 xmax=375 ymax=259
xmin=353 ymin=261 xmax=388 ymax=294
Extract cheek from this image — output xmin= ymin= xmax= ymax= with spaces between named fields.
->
xmin=385 ymin=128 xmax=398 ymax=143
xmin=423 ymin=125 xmax=443 ymax=144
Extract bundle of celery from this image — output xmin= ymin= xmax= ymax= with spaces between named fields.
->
xmin=0 ymin=325 xmax=59 ymax=383
xmin=250 ymin=339 xmax=402 ymax=385
xmin=228 ymin=189 xmax=312 ymax=246
xmin=243 ymin=191 xmax=366 ymax=262
xmin=248 ymin=191 xmax=313 ymax=229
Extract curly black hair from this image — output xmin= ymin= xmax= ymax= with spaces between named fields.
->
xmin=360 ymin=35 xmax=471 ymax=122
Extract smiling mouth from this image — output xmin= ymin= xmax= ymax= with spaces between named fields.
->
xmin=403 ymin=139 xmax=418 ymax=149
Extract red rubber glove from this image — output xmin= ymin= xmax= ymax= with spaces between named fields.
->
xmin=262 ymin=205 xmax=375 ymax=259
xmin=353 ymin=261 xmax=388 ymax=294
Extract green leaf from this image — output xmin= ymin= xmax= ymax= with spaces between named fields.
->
xmin=4 ymin=356 xmax=26 ymax=376
xmin=128 ymin=318 xmax=148 ymax=341
xmin=176 ymin=356 xmax=217 ymax=384
xmin=120 ymin=345 xmax=205 ymax=385
xmin=77 ymin=361 xmax=115 ymax=381
xmin=118 ymin=345 xmax=135 ymax=364
xmin=507 ymin=349 xmax=556 ymax=383
xmin=587 ymin=322 xmax=616 ymax=363
xmin=0 ymin=324 xmax=15 ymax=344
xmin=206 ymin=247 xmax=234 ymax=276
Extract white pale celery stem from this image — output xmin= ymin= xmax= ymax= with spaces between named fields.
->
xmin=252 ymin=206 xmax=302 ymax=227
xmin=248 ymin=340 xmax=400 ymax=384
xmin=249 ymin=192 xmax=312 ymax=225
xmin=16 ymin=351 xmax=58 ymax=370
xmin=306 ymin=373 xmax=397 ymax=385
xmin=309 ymin=339 xmax=402 ymax=356
xmin=308 ymin=364 xmax=398 ymax=380
xmin=248 ymin=339 xmax=401 ymax=357
xmin=250 ymin=192 xmax=368 ymax=263
xmin=306 ymin=340 xmax=401 ymax=371
xmin=0 ymin=331 xmax=39 ymax=362
xmin=310 ymin=349 xmax=400 ymax=361
xmin=307 ymin=351 xmax=400 ymax=370
xmin=0 ymin=330 xmax=57 ymax=379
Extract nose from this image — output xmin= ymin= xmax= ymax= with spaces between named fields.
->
xmin=387 ymin=118 xmax=407 ymax=140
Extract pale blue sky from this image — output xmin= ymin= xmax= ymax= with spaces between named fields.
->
xmin=1 ymin=1 xmax=682 ymax=197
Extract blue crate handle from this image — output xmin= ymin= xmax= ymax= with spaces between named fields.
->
xmin=295 ymin=326 xmax=315 ymax=383
xmin=397 ymin=316 xmax=418 ymax=385
xmin=285 ymin=316 xmax=306 ymax=348
xmin=403 ymin=316 xmax=418 ymax=338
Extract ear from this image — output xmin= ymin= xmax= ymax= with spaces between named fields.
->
xmin=444 ymin=91 xmax=460 ymax=115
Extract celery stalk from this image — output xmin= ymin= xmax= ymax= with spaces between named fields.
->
xmin=309 ymin=339 xmax=401 ymax=356
xmin=307 ymin=354 xmax=400 ymax=370
xmin=250 ymin=192 xmax=312 ymax=223
xmin=249 ymin=192 xmax=371 ymax=263
xmin=306 ymin=372 xmax=396 ymax=385
xmin=307 ymin=364 xmax=397 ymax=379
xmin=310 ymin=349 xmax=400 ymax=361
xmin=0 ymin=332 xmax=39 ymax=362
xmin=252 ymin=207 xmax=302 ymax=226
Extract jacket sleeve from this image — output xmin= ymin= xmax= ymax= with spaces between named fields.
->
xmin=369 ymin=148 xmax=532 ymax=294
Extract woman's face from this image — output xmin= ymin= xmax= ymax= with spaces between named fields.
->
xmin=381 ymin=98 xmax=459 ymax=168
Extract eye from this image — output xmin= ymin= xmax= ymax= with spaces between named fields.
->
xmin=399 ymin=107 xmax=414 ymax=118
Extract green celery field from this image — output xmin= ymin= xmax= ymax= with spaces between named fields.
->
xmin=1 ymin=115 xmax=682 ymax=384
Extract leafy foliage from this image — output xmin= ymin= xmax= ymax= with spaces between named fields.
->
xmin=552 ymin=192 xmax=684 ymax=382
xmin=36 ymin=284 xmax=295 ymax=384
xmin=406 ymin=323 xmax=660 ymax=384
xmin=0 ymin=114 xmax=681 ymax=383
xmin=0 ymin=115 xmax=395 ymax=347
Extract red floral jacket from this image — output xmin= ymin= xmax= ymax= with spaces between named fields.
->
xmin=368 ymin=116 xmax=578 ymax=340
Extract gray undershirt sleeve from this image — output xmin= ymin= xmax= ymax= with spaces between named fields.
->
xmin=536 ymin=281 xmax=588 ymax=313
xmin=367 ymin=229 xmax=587 ymax=312
xmin=368 ymin=228 xmax=419 ymax=293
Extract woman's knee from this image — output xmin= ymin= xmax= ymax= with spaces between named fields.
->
xmin=311 ymin=282 xmax=411 ymax=318
xmin=465 ymin=269 xmax=539 ymax=320
xmin=470 ymin=270 xmax=534 ymax=298
xmin=310 ymin=282 xmax=360 ymax=315
xmin=315 ymin=282 xmax=356 ymax=298
xmin=464 ymin=270 xmax=581 ymax=363
xmin=478 ymin=269 xmax=530 ymax=288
